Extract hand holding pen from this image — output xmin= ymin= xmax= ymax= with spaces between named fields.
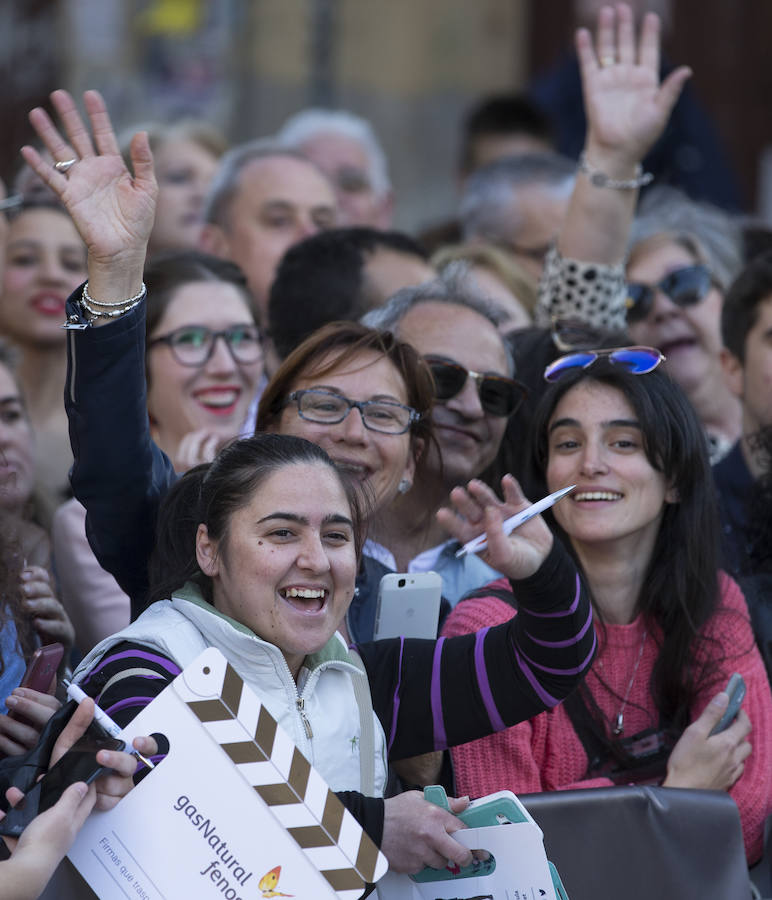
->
xmin=436 ymin=474 xmax=560 ymax=581
xmin=64 ymin=681 xmax=155 ymax=770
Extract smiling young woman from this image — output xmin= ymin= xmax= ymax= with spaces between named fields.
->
xmin=70 ymin=432 xmax=596 ymax=875
xmin=443 ymin=360 xmax=772 ymax=864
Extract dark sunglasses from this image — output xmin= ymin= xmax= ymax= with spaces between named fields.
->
xmin=625 ymin=264 xmax=713 ymax=323
xmin=425 ymin=356 xmax=527 ymax=417
xmin=543 ymin=346 xmax=666 ymax=382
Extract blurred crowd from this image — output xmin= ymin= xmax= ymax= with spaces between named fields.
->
xmin=0 ymin=3 xmax=771 ymax=898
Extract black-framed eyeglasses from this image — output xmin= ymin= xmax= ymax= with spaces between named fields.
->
xmin=625 ymin=264 xmax=713 ymax=324
xmin=425 ymin=356 xmax=527 ymax=417
xmin=148 ymin=324 xmax=262 ymax=367
xmin=287 ymin=389 xmax=420 ymax=435
xmin=543 ymin=346 xmax=666 ymax=382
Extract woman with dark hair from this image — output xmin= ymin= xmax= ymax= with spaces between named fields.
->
xmin=71 ymin=432 xmax=595 ymax=874
xmin=443 ymin=353 xmax=772 ymax=862
xmin=52 ymin=250 xmax=264 ymax=652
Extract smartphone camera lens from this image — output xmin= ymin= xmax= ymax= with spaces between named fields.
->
xmin=398 ymin=578 xmax=406 ymax=588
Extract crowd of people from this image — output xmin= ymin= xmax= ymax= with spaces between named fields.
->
xmin=0 ymin=3 xmax=770 ymax=898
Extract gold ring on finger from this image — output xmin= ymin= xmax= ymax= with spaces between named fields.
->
xmin=600 ymin=55 xmax=616 ymax=68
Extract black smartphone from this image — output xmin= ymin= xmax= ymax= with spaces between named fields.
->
xmin=0 ymin=717 xmax=125 ymax=837
xmin=709 ymin=673 xmax=746 ymax=736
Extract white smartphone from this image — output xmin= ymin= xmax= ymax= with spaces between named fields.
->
xmin=373 ymin=571 xmax=442 ymax=640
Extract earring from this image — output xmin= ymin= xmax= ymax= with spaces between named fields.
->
xmin=398 ymin=478 xmax=412 ymax=494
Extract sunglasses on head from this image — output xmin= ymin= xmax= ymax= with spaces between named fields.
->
xmin=425 ymin=356 xmax=527 ymax=417
xmin=543 ymin=346 xmax=666 ymax=382
xmin=625 ymin=264 xmax=713 ymax=323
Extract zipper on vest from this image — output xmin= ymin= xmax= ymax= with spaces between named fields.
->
xmin=296 ymin=697 xmax=313 ymax=738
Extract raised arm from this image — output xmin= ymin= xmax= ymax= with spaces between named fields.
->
xmin=23 ymin=91 xmax=173 ymax=612
xmin=537 ymin=3 xmax=691 ymax=328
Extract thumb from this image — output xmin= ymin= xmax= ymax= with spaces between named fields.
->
xmin=447 ymin=795 xmax=471 ymax=815
xmin=699 ymin=690 xmax=729 ymax=734
xmin=657 ymin=65 xmax=692 ymax=119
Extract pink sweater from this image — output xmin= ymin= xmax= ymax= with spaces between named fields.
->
xmin=443 ymin=573 xmax=772 ymax=863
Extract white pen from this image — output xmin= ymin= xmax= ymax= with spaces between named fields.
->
xmin=65 ymin=680 xmax=155 ymax=769
xmin=455 ymin=484 xmax=577 ymax=558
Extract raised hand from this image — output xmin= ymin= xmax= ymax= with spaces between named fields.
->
xmin=436 ymin=474 xmax=553 ymax=580
xmin=21 ymin=90 xmax=157 ymax=300
xmin=578 ymin=3 xmax=691 ymax=168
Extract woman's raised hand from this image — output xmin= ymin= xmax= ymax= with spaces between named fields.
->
xmin=21 ymin=90 xmax=157 ymax=291
xmin=436 ymin=474 xmax=553 ymax=580
xmin=578 ymin=3 xmax=691 ymax=168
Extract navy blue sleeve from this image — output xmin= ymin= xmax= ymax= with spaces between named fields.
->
xmin=65 ymin=288 xmax=177 ymax=617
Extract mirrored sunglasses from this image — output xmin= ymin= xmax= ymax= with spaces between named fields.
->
xmin=425 ymin=356 xmax=527 ymax=417
xmin=543 ymin=346 xmax=666 ymax=382
xmin=625 ymin=264 xmax=713 ymax=323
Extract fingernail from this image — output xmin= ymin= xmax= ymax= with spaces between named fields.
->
xmin=73 ymin=782 xmax=88 ymax=798
xmin=712 ymin=692 xmax=729 ymax=708
xmin=20 ymin=570 xmax=33 ymax=581
xmin=5 ymin=696 xmax=17 ymax=707
xmin=23 ymin=599 xmax=39 ymax=609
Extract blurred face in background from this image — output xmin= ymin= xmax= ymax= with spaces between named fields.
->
xmin=0 ymin=361 xmax=36 ymax=515
xmin=146 ymin=280 xmax=264 ymax=457
xmin=626 ymin=237 xmax=724 ymax=403
xmin=151 ymin=139 xmax=220 ymax=254
xmin=0 ymin=207 xmax=87 ymax=348
xmin=296 ymin=130 xmax=393 ymax=229
xmin=202 ymin=155 xmax=338 ymax=323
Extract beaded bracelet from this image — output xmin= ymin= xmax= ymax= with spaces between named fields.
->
xmin=82 ymin=280 xmax=147 ymax=308
xmin=578 ymin=152 xmax=653 ymax=190
xmin=79 ymin=281 xmax=147 ymax=321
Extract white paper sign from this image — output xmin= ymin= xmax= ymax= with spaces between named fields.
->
xmin=376 ymin=822 xmax=558 ymax=900
xmin=66 ymin=647 xmax=387 ymax=900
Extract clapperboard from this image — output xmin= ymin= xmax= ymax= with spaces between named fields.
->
xmin=64 ymin=647 xmax=388 ymax=899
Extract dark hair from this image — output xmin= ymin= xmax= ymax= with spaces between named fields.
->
xmin=257 ymin=320 xmax=434 ymax=463
xmin=460 ymin=93 xmax=555 ymax=173
xmin=144 ymin=250 xmax=255 ymax=338
xmin=721 ymin=250 xmax=772 ymax=361
xmin=148 ymin=434 xmax=365 ymax=605
xmin=267 ymin=227 xmax=429 ymax=361
xmin=530 ymin=364 xmax=727 ymax=733
xmin=142 ymin=251 xmax=258 ymax=387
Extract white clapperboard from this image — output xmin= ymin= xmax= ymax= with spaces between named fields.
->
xmin=65 ymin=647 xmax=388 ymax=899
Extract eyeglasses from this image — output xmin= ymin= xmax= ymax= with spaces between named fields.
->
xmin=425 ymin=356 xmax=527 ymax=417
xmin=287 ymin=389 xmax=420 ymax=435
xmin=543 ymin=346 xmax=666 ymax=382
xmin=625 ymin=264 xmax=713 ymax=323
xmin=332 ymin=166 xmax=373 ymax=195
xmin=148 ymin=324 xmax=262 ymax=367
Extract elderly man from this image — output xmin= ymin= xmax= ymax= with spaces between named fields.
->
xmin=277 ymin=109 xmax=393 ymax=229
xmin=459 ymin=151 xmax=576 ymax=282
xmin=199 ymin=140 xmax=338 ymax=325
xmin=363 ymin=269 xmax=524 ymax=605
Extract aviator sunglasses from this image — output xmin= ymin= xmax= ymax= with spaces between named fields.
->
xmin=544 ymin=346 xmax=666 ymax=382
xmin=425 ymin=356 xmax=527 ymax=417
xmin=625 ymin=264 xmax=713 ymax=324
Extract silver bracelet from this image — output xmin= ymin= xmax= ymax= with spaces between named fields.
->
xmin=578 ymin=152 xmax=653 ymax=190
xmin=80 ymin=295 xmax=144 ymax=321
xmin=82 ymin=280 xmax=147 ymax=308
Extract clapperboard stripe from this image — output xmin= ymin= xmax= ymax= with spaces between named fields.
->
xmin=184 ymin=660 xmax=387 ymax=899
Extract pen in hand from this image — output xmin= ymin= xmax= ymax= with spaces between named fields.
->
xmin=455 ymin=484 xmax=576 ymax=558
xmin=64 ymin=680 xmax=155 ymax=769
